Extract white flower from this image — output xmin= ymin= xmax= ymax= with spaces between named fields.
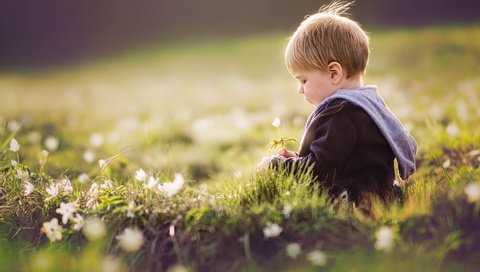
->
xmin=16 ymin=168 xmax=29 ymax=181
xmin=102 ymin=255 xmax=122 ymax=272
xmin=286 ymin=243 xmax=301 ymax=259
xmin=257 ymin=156 xmax=273 ymax=170
xmin=85 ymin=183 xmax=100 ymax=208
xmin=144 ymin=176 xmax=158 ymax=189
xmin=307 ymin=250 xmax=327 ymax=266
xmin=100 ymin=179 xmax=114 ymax=189
xmin=126 ymin=201 xmax=135 ymax=218
xmin=442 ymin=159 xmax=451 ymax=169
xmin=77 ymin=173 xmax=90 ymax=184
xmin=282 ymin=203 xmax=293 ymax=219
xmin=87 ymin=182 xmax=99 ymax=195
xmin=263 ymin=222 xmax=283 ymax=238
xmin=24 ymin=181 xmax=34 ymax=196
xmin=90 ymin=133 xmax=104 ymax=147
xmin=27 ymin=131 xmax=41 ymax=144
xmin=38 ymin=150 xmax=49 ymax=166
xmin=56 ymin=202 xmax=77 ymax=224
xmin=7 ymin=120 xmax=20 ymax=132
xmin=464 ymin=183 xmax=480 ymax=203
xmin=135 ymin=169 xmax=147 ymax=182
xmin=41 ymin=218 xmax=63 ymax=242
xmin=116 ymin=227 xmax=144 ymax=252
xmin=83 ymin=217 xmax=106 ymax=241
xmin=71 ymin=214 xmax=85 ymax=231
xmin=60 ymin=177 xmax=73 ymax=194
xmin=169 ymin=225 xmax=175 ymax=237
xmin=98 ymin=159 xmax=107 ymax=169
xmin=374 ymin=226 xmax=395 ymax=252
xmin=9 ymin=138 xmax=20 ymax=152
xmin=10 ymin=160 xmax=18 ymax=167
xmin=158 ymin=173 xmax=185 ymax=197
xmin=168 ymin=264 xmax=189 ymax=272
xmin=83 ymin=149 xmax=96 ymax=164
xmin=272 ymin=117 xmax=281 ymax=128
xmin=45 ymin=183 xmax=60 ymax=201
xmin=446 ymin=123 xmax=459 ymax=136
xmin=44 ymin=136 xmax=59 ymax=152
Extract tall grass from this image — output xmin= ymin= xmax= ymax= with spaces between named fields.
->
xmin=0 ymin=25 xmax=480 ymax=271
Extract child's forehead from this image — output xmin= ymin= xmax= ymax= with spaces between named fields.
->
xmin=290 ymin=67 xmax=323 ymax=77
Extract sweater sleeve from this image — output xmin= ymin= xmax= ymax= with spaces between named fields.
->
xmin=280 ymin=109 xmax=359 ymax=174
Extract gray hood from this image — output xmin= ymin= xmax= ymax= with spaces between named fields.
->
xmin=316 ymin=86 xmax=417 ymax=180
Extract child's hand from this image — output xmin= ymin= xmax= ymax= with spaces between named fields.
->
xmin=278 ymin=148 xmax=298 ymax=158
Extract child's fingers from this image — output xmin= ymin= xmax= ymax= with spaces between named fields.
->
xmin=279 ymin=148 xmax=296 ymax=158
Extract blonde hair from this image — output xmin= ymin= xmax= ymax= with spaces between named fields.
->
xmin=285 ymin=1 xmax=369 ymax=78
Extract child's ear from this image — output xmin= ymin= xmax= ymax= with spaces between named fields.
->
xmin=328 ymin=62 xmax=343 ymax=84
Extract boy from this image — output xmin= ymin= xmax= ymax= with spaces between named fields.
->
xmin=270 ymin=2 xmax=417 ymax=206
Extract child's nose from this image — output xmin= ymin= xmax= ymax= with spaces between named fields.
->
xmin=298 ymin=85 xmax=304 ymax=94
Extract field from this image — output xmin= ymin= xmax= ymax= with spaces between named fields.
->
xmin=1 ymin=25 xmax=480 ymax=271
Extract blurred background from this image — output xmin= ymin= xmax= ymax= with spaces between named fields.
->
xmin=1 ymin=0 xmax=479 ymax=68
xmin=0 ymin=0 xmax=479 ymax=180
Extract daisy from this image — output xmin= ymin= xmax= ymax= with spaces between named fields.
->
xmin=374 ymin=226 xmax=395 ymax=252
xmin=135 ymin=169 xmax=147 ymax=182
xmin=90 ymin=133 xmax=104 ymax=147
xmin=272 ymin=117 xmax=281 ymax=128
xmin=38 ymin=150 xmax=49 ymax=166
xmin=464 ymin=183 xmax=480 ymax=203
xmin=41 ymin=218 xmax=63 ymax=242
xmin=7 ymin=120 xmax=20 ymax=132
xmin=263 ymin=222 xmax=283 ymax=238
xmin=85 ymin=182 xmax=101 ymax=208
xmin=45 ymin=183 xmax=60 ymax=201
xmin=83 ymin=217 xmax=106 ymax=241
xmin=83 ymin=149 xmax=96 ymax=164
xmin=71 ymin=214 xmax=85 ymax=231
xmin=116 ymin=227 xmax=144 ymax=252
xmin=102 ymin=256 xmax=122 ymax=272
xmin=44 ymin=136 xmax=59 ymax=152
xmin=9 ymin=139 xmax=20 ymax=152
xmin=60 ymin=177 xmax=73 ymax=194
xmin=282 ymin=203 xmax=293 ymax=219
xmin=286 ymin=243 xmax=301 ymax=259
xmin=16 ymin=168 xmax=29 ymax=181
xmin=24 ymin=181 xmax=34 ymax=196
xmin=56 ymin=202 xmax=77 ymax=224
xmin=77 ymin=173 xmax=90 ymax=184
xmin=307 ymin=250 xmax=327 ymax=266
xmin=98 ymin=159 xmax=107 ymax=169
xmin=100 ymin=179 xmax=113 ymax=189
xmin=158 ymin=173 xmax=185 ymax=197
xmin=144 ymin=176 xmax=158 ymax=189
xmin=126 ymin=201 xmax=135 ymax=218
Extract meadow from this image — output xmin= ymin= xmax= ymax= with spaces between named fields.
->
xmin=1 ymin=25 xmax=480 ymax=271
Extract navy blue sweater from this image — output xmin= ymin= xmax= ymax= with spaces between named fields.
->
xmin=278 ymin=87 xmax=417 ymax=202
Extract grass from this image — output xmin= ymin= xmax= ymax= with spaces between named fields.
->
xmin=1 ymin=25 xmax=480 ymax=271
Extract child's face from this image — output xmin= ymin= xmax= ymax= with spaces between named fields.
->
xmin=291 ymin=68 xmax=337 ymax=106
